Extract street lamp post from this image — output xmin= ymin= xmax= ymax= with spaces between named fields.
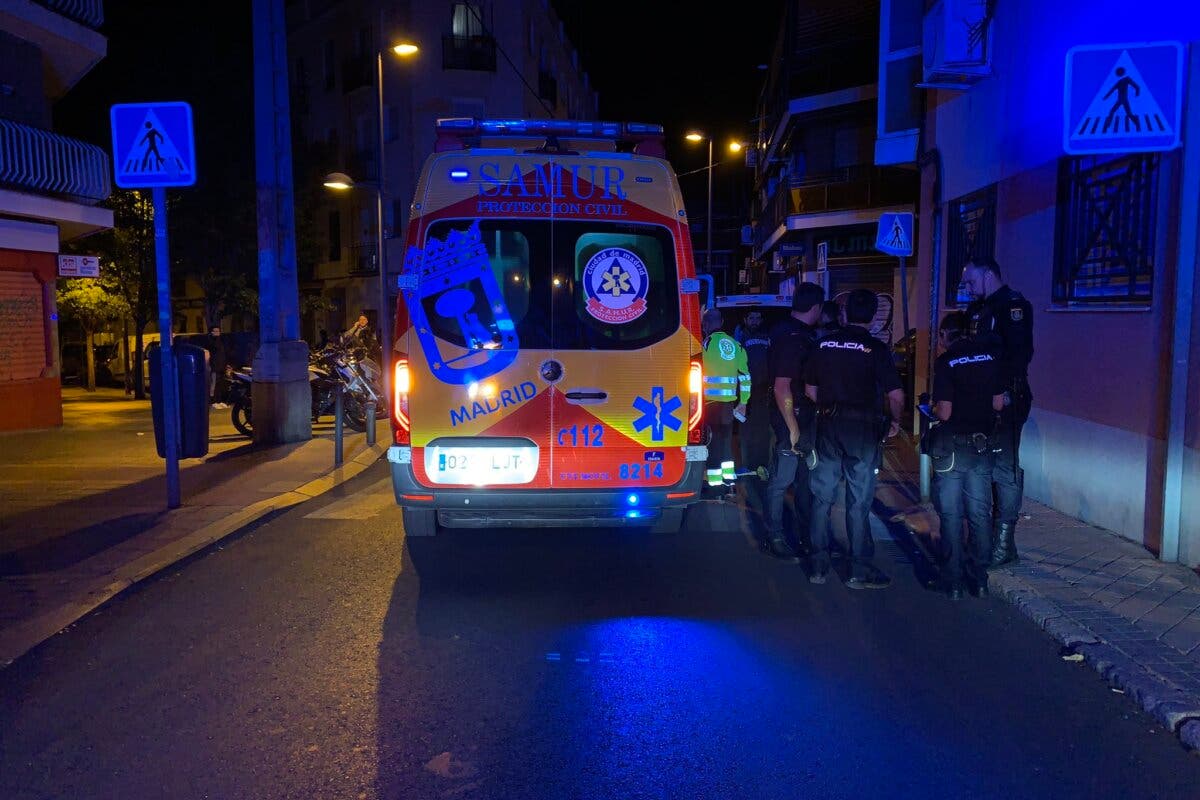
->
xmin=324 ymin=38 xmax=417 ymax=416
xmin=686 ymin=132 xmax=714 ymax=272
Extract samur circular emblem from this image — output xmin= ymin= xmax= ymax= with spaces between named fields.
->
xmin=582 ymin=247 xmax=649 ymax=324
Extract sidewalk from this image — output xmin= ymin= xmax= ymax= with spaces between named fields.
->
xmin=876 ymin=436 xmax=1200 ymax=752
xmin=0 ymin=387 xmax=389 ymax=667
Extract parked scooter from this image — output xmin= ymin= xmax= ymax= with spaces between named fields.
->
xmin=227 ymin=343 xmax=380 ymax=438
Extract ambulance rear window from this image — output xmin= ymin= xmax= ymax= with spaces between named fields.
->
xmin=421 ymin=219 xmax=679 ymax=352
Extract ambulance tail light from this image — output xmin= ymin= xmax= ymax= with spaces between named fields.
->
xmin=688 ymin=360 xmax=703 ymax=444
xmin=393 ymin=357 xmax=411 ymax=445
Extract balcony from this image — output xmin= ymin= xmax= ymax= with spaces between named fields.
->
xmin=442 ymin=34 xmax=496 ymax=72
xmin=0 ymin=118 xmax=110 ymax=204
xmin=756 ymin=165 xmax=917 ymax=248
xmin=348 ymin=242 xmax=378 ymax=276
xmin=1 ymin=0 xmax=106 ymax=98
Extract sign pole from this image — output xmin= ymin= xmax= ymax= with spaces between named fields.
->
xmin=153 ymin=187 xmax=181 ymax=509
xmin=898 ymin=255 xmax=910 ymax=335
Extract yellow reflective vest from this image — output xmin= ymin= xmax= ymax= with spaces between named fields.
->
xmin=701 ymin=331 xmax=750 ymax=404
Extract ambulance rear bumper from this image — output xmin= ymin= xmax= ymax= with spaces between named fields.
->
xmin=387 ymin=445 xmax=707 ymax=527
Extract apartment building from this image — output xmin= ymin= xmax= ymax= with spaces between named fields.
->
xmin=749 ymin=0 xmax=918 ymax=345
xmin=878 ymin=0 xmax=1200 ymax=564
xmin=0 ymin=0 xmax=113 ymax=431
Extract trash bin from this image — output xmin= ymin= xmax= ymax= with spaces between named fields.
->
xmin=149 ymin=342 xmax=210 ymax=459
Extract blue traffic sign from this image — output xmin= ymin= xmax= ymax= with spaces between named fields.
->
xmin=1064 ymin=42 xmax=1183 ymax=155
xmin=875 ymin=212 xmax=913 ymax=257
xmin=110 ymin=102 xmax=197 ymax=188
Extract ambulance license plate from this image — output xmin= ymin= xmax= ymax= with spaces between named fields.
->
xmin=425 ymin=444 xmax=539 ymax=485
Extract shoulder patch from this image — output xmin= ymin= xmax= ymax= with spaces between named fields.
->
xmin=1010 ymin=307 xmax=1024 ymax=322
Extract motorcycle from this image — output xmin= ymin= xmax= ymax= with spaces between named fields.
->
xmin=227 ymin=344 xmax=381 ymax=438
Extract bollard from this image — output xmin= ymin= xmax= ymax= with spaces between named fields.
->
xmin=366 ymin=401 xmax=376 ymax=447
xmin=334 ymin=385 xmax=344 ymax=468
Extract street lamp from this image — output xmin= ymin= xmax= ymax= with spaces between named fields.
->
xmin=323 ymin=38 xmax=418 ymax=415
xmin=685 ymin=131 xmax=714 ymax=272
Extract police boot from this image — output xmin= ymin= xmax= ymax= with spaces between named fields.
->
xmin=988 ymin=521 xmax=1019 ymax=569
xmin=766 ymin=534 xmax=800 ymax=564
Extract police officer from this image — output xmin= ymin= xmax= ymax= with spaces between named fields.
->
xmin=735 ymin=309 xmax=773 ymax=477
xmin=761 ymin=282 xmax=825 ymax=562
xmin=803 ymin=289 xmax=904 ymax=588
xmin=929 ymin=311 xmax=1006 ymax=600
xmin=961 ymin=258 xmax=1034 ymax=568
xmin=701 ymin=308 xmax=750 ymax=493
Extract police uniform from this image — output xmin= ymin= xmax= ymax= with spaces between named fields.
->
xmin=929 ymin=336 xmax=1004 ymax=596
xmin=702 ymin=330 xmax=751 ymax=487
xmin=803 ymin=325 xmax=902 ymax=583
xmin=736 ymin=323 xmax=773 ymax=474
xmin=762 ymin=316 xmax=817 ymax=555
xmin=968 ymin=285 xmax=1034 ymax=565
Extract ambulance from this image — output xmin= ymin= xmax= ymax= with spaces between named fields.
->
xmin=388 ymin=118 xmax=707 ymax=536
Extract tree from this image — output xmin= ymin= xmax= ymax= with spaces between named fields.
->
xmin=64 ymin=189 xmax=157 ymax=397
xmin=56 ymin=279 xmax=129 ymax=391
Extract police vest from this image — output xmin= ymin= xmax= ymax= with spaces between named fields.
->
xmin=702 ymin=332 xmax=750 ymax=404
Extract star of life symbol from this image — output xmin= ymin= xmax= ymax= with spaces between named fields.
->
xmin=718 ymin=337 xmax=737 ymax=361
xmin=583 ymin=247 xmax=649 ymax=324
xmin=632 ymin=386 xmax=683 ymax=442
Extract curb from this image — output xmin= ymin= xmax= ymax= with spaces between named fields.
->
xmin=0 ymin=441 xmax=388 ymax=668
xmin=893 ymin=507 xmax=1200 ymax=753
xmin=989 ymin=570 xmax=1200 ymax=750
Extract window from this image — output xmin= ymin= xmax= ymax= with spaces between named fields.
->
xmin=451 ymin=3 xmax=484 ymax=37
xmin=1053 ymin=153 xmax=1159 ymax=305
xmin=328 ymin=210 xmax=341 ymax=261
xmin=946 ymin=184 xmax=997 ymax=305
xmin=323 ymin=39 xmax=336 ymax=90
xmin=385 ymin=105 xmax=400 ymax=142
xmin=420 ymin=219 xmax=679 ymax=351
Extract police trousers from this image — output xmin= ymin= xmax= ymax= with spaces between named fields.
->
xmin=738 ymin=388 xmax=773 ymax=472
xmin=933 ymin=443 xmax=994 ymax=585
xmin=764 ymin=407 xmax=813 ymax=545
xmin=992 ymin=382 xmax=1030 ymax=525
xmin=808 ymin=415 xmax=883 ymax=575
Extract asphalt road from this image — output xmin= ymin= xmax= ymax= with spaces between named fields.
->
xmin=2 ymin=465 xmax=1198 ymax=800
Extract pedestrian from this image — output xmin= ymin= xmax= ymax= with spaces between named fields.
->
xmin=803 ymin=289 xmax=905 ymax=588
xmin=735 ymin=309 xmax=773 ymax=478
xmin=206 ymin=324 xmax=228 ymax=409
xmin=961 ymin=257 xmax=1034 ymax=568
xmin=928 ymin=311 xmax=1007 ymax=600
xmin=341 ymin=313 xmax=370 ymax=349
xmin=816 ymin=300 xmax=842 ymax=338
xmin=761 ymin=282 xmax=825 ymax=562
xmin=317 ymin=328 xmax=329 ymax=351
xmin=701 ymin=307 xmax=750 ymax=494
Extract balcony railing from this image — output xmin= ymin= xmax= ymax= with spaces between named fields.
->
xmin=348 ymin=242 xmax=378 ymax=276
xmin=32 ymin=0 xmax=103 ymax=29
xmin=0 ymin=118 xmax=111 ymax=204
xmin=442 ymin=34 xmax=497 ymax=72
xmin=756 ymin=165 xmax=917 ymax=248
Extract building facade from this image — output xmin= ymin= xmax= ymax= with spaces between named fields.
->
xmin=750 ymin=0 xmax=918 ymax=345
xmin=880 ymin=0 xmax=1200 ymax=564
xmin=285 ymin=0 xmax=597 ymax=343
xmin=0 ymin=0 xmax=112 ymax=431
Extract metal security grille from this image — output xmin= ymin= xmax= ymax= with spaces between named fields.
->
xmin=945 ymin=184 xmax=997 ymax=306
xmin=1053 ymin=154 xmax=1158 ymax=305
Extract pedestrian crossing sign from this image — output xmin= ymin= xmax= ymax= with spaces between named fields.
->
xmin=1064 ymin=42 xmax=1183 ymax=155
xmin=875 ymin=212 xmax=913 ymax=257
xmin=110 ymin=102 xmax=197 ymax=188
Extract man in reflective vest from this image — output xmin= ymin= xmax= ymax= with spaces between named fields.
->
xmin=701 ymin=307 xmax=750 ymax=490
